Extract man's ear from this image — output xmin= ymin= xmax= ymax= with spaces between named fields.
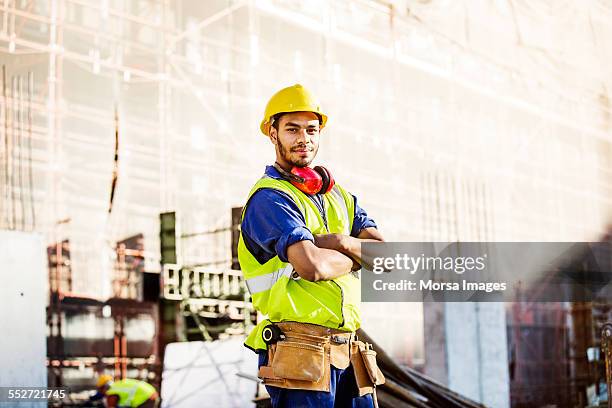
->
xmin=269 ymin=127 xmax=278 ymax=145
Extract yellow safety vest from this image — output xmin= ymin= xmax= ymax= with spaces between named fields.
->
xmin=238 ymin=175 xmax=361 ymax=351
xmin=106 ymin=379 xmax=155 ymax=408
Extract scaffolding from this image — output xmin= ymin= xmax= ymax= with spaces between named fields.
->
xmin=1 ymin=0 xmax=612 ymax=402
xmin=45 ymin=234 xmax=162 ymax=391
xmin=1 ymin=1 xmax=610 ymax=284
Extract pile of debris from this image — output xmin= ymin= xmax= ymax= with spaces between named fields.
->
xmin=358 ymin=330 xmax=484 ymax=408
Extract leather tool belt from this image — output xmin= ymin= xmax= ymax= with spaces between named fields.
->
xmin=257 ymin=322 xmax=385 ymax=393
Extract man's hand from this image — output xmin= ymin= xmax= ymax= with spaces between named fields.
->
xmin=105 ymin=394 xmax=119 ymax=408
xmin=313 ymin=233 xmax=345 ymax=251
xmin=314 ymin=228 xmax=384 ymax=271
xmin=287 ymin=240 xmax=354 ymax=282
xmin=288 ymin=229 xmax=385 ymax=281
xmin=314 ymin=234 xmax=360 ymax=271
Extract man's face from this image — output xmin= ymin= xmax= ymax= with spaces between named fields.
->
xmin=269 ymin=111 xmax=321 ymax=168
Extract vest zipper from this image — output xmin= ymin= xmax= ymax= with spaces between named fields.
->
xmin=308 ymin=194 xmax=328 ymax=231
xmin=333 ymin=280 xmax=345 ymax=328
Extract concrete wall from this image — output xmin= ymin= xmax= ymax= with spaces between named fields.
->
xmin=425 ymin=302 xmax=510 ymax=408
xmin=0 ymin=231 xmax=47 ymax=407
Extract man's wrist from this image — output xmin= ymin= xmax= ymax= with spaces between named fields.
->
xmin=338 ymin=235 xmax=358 ymax=255
xmin=333 ymin=234 xmax=346 ymax=253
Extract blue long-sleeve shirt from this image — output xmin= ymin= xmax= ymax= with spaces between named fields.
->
xmin=241 ymin=165 xmax=377 ymax=264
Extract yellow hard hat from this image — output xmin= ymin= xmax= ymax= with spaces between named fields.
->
xmin=260 ymin=84 xmax=328 ymax=135
xmin=96 ymin=374 xmax=113 ymax=388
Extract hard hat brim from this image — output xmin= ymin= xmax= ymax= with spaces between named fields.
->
xmin=260 ymin=109 xmax=328 ymax=136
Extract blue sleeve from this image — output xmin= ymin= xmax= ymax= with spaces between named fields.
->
xmin=89 ymin=391 xmax=104 ymax=401
xmin=241 ymin=189 xmax=314 ymax=264
xmin=350 ymin=195 xmax=377 ymax=237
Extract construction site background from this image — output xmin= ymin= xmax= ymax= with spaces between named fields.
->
xmin=1 ymin=1 xmax=611 ymax=407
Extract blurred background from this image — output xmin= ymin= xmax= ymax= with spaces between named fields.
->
xmin=0 ymin=0 xmax=611 ymax=407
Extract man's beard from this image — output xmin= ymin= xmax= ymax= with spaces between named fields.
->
xmin=277 ymin=137 xmax=316 ymax=167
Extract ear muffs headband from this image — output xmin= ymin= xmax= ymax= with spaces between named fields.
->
xmin=273 ymin=162 xmax=335 ymax=195
xmin=314 ymin=165 xmax=334 ymax=194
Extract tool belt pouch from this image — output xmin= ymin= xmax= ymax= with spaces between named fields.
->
xmin=273 ymin=341 xmax=324 ymax=381
xmin=258 ymin=334 xmax=331 ymax=392
xmin=350 ymin=341 xmax=386 ymax=397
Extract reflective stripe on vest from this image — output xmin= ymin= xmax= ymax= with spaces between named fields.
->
xmin=245 ymin=264 xmax=294 ymax=295
xmin=329 ymin=186 xmax=350 ymax=227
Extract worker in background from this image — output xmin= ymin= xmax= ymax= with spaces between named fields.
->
xmin=238 ymin=84 xmax=385 ymax=407
xmin=94 ymin=375 xmax=159 ymax=408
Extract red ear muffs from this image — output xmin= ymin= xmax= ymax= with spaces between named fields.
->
xmin=273 ymin=163 xmax=335 ymax=195
xmin=289 ymin=166 xmax=323 ymax=195
xmin=313 ymin=166 xmax=335 ymax=194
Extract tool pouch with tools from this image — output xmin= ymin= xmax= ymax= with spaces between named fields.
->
xmin=257 ymin=322 xmax=384 ymax=396
xmin=350 ymin=340 xmax=386 ymax=397
xmin=257 ymin=322 xmax=352 ymax=392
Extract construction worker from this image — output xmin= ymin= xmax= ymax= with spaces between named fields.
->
xmin=95 ymin=375 xmax=159 ymax=408
xmin=238 ymin=84 xmax=385 ymax=407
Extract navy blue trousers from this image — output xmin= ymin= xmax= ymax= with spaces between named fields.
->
xmin=258 ymin=351 xmax=374 ymax=408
